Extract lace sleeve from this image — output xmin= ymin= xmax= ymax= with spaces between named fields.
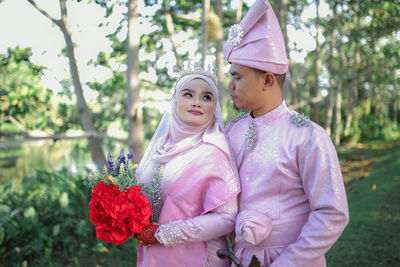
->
xmin=155 ymin=197 xmax=238 ymax=247
xmin=154 ymin=220 xmax=201 ymax=248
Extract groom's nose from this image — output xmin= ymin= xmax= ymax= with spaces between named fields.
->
xmin=228 ymin=79 xmax=235 ymax=91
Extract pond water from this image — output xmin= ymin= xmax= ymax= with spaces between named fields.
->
xmin=0 ymin=139 xmax=123 ymax=191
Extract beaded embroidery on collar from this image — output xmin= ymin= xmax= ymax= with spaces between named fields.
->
xmin=232 ymin=111 xmax=249 ymax=123
xmin=225 ymin=111 xmax=249 ymax=134
xmin=290 ymin=113 xmax=311 ymax=128
xmin=238 ymin=121 xmax=256 ymax=170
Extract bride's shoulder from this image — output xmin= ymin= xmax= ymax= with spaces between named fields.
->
xmin=196 ymin=142 xmax=228 ymax=159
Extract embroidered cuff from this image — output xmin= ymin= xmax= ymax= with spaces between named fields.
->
xmin=155 ymin=220 xmax=201 ymax=248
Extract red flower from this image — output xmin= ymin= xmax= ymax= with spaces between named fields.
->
xmin=88 ymin=181 xmax=152 ymax=245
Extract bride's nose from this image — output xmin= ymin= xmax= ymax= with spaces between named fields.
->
xmin=191 ymin=97 xmax=201 ymax=107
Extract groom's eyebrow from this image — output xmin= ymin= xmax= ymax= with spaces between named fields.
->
xmin=230 ymin=70 xmax=239 ymax=76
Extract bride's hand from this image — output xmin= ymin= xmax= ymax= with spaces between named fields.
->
xmin=135 ymin=223 xmax=159 ymax=246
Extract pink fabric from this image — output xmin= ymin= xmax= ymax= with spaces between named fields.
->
xmin=138 ymin=143 xmax=240 ymax=267
xmin=226 ymin=101 xmax=349 ymax=267
xmin=136 ymin=73 xmax=240 ymax=267
xmin=235 ymin=210 xmax=272 ymax=248
xmin=223 ymin=0 xmax=289 ymax=74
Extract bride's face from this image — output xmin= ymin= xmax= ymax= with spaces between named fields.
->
xmin=175 ymin=78 xmax=216 ymax=127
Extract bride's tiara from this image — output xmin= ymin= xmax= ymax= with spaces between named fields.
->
xmin=178 ymin=63 xmax=218 ymax=85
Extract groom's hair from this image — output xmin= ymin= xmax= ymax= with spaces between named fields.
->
xmin=253 ymin=68 xmax=286 ymax=89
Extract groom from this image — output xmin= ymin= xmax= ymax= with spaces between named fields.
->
xmin=223 ymin=0 xmax=349 ymax=266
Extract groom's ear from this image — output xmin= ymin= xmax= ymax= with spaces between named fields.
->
xmin=262 ymin=72 xmax=275 ymax=91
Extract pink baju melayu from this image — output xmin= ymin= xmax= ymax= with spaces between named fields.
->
xmin=226 ymin=101 xmax=349 ymax=267
xmin=136 ymin=73 xmax=240 ymax=267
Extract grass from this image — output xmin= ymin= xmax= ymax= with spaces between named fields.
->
xmin=326 ymin=141 xmax=400 ymax=266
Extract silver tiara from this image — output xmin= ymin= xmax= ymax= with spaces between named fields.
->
xmin=178 ymin=63 xmax=218 ymax=85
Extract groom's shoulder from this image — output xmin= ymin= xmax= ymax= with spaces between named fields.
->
xmin=225 ymin=111 xmax=250 ymax=134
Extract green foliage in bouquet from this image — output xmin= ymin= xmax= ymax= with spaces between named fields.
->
xmin=86 ymin=149 xmax=151 ymax=196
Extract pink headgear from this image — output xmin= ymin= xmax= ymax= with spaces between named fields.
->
xmin=223 ymin=0 xmax=289 ymax=74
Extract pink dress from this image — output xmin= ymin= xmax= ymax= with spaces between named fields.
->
xmin=137 ymin=143 xmax=240 ymax=267
xmin=226 ymin=101 xmax=349 ymax=267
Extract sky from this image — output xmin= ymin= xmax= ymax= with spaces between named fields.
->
xmin=0 ymin=0 xmax=331 ymax=101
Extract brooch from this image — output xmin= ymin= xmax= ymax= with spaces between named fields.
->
xmin=227 ymin=24 xmax=244 ymax=46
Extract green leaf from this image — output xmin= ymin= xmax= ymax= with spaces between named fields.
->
xmin=53 ymin=224 xmax=60 ymax=236
xmin=0 ymin=225 xmax=4 ymax=245
xmin=92 ymin=242 xmax=109 ymax=253
xmin=0 ymin=204 xmax=11 ymax=220
xmin=24 ymin=206 xmax=36 ymax=218
xmin=59 ymin=192 xmax=69 ymax=207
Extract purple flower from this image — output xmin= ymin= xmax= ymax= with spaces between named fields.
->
xmin=106 ymin=148 xmax=114 ymax=173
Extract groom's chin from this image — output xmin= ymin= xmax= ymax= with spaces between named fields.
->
xmin=233 ymin=103 xmax=240 ymax=112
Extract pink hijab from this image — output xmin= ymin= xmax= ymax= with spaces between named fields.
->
xmin=137 ymin=73 xmax=232 ymax=174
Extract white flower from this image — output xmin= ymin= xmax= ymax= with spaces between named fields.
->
xmin=227 ymin=24 xmax=244 ymax=46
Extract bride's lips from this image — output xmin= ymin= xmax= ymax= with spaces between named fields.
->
xmin=187 ymin=109 xmax=203 ymax=115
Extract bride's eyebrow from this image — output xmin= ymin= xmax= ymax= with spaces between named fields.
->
xmin=202 ymin=91 xmax=214 ymax=96
xmin=181 ymin=88 xmax=194 ymax=93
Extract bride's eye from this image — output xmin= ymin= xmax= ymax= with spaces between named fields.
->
xmin=203 ymin=95 xmax=212 ymax=101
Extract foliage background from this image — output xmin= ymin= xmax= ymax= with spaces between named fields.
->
xmin=0 ymin=0 xmax=399 ymax=265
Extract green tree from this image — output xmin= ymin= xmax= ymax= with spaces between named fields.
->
xmin=28 ymin=0 xmax=106 ymax=169
xmin=0 ymin=47 xmax=52 ymax=132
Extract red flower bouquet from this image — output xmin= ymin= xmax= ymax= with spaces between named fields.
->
xmin=87 ymin=150 xmax=152 ymax=245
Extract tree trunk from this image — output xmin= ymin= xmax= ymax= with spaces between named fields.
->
xmin=28 ymin=0 xmax=106 ymax=169
xmin=394 ymin=67 xmax=399 ymax=123
xmin=163 ymin=0 xmax=182 ymax=69
xmin=274 ymin=0 xmax=295 ymax=104
xmin=127 ymin=0 xmax=144 ymax=162
xmin=288 ymin=61 xmax=299 ymax=105
xmin=324 ymin=1 xmax=337 ymax=136
xmin=214 ymin=0 xmax=233 ymax=120
xmin=375 ymin=60 xmax=386 ymax=120
xmin=333 ymin=19 xmax=344 ymax=146
xmin=311 ymin=0 xmax=321 ymax=123
xmin=236 ymin=0 xmax=243 ymax=23
xmin=201 ymin=0 xmax=210 ymax=69
xmin=344 ymin=42 xmax=360 ymax=137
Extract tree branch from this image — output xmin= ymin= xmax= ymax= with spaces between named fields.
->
xmin=288 ymin=95 xmax=324 ymax=110
xmin=175 ymin=13 xmax=201 ymax=22
xmin=0 ymin=131 xmax=127 ymax=145
xmin=163 ymin=0 xmax=182 ymax=69
xmin=27 ymin=0 xmax=61 ymax=27
xmin=4 ymin=115 xmax=26 ymax=132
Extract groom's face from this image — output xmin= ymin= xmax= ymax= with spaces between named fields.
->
xmin=228 ymin=63 xmax=265 ymax=111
